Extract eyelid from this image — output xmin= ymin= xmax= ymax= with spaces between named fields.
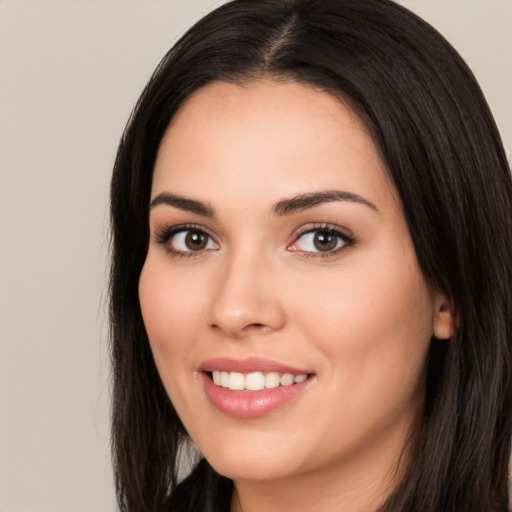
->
xmin=153 ymin=223 xmax=219 ymax=255
xmin=154 ymin=223 xmax=213 ymax=242
xmin=152 ymin=221 xmax=354 ymax=257
xmin=287 ymin=223 xmax=356 ymax=255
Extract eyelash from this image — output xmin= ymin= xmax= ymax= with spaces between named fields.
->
xmin=155 ymin=224 xmax=217 ymax=258
xmin=154 ymin=223 xmax=356 ymax=258
xmin=290 ymin=223 xmax=356 ymax=257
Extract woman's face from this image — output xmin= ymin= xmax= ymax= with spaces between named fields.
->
xmin=139 ymin=80 xmax=451 ymax=485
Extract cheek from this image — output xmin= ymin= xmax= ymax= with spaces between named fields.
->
xmin=138 ymin=258 xmax=213 ymax=425
xmin=138 ymin=259 xmax=203 ymax=376
xmin=298 ymin=261 xmax=433 ymax=448
xmin=292 ymin=252 xmax=435 ymax=396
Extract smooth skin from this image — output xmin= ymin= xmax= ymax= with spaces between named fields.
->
xmin=139 ymin=80 xmax=454 ymax=512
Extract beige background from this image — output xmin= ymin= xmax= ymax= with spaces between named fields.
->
xmin=0 ymin=1 xmax=510 ymax=511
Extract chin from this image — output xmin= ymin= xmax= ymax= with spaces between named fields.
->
xmin=209 ymin=457 xmax=297 ymax=482
xmin=198 ymin=438 xmax=307 ymax=482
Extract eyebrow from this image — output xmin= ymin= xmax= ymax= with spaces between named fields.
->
xmin=149 ymin=189 xmax=379 ymax=217
xmin=272 ymin=190 xmax=380 ymax=216
xmin=149 ymin=192 xmax=215 ymax=217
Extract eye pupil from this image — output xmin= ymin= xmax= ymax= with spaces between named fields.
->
xmin=185 ymin=231 xmax=207 ymax=250
xmin=314 ymin=232 xmax=337 ymax=251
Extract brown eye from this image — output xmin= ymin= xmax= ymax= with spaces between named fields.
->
xmin=313 ymin=232 xmax=338 ymax=251
xmin=288 ymin=227 xmax=353 ymax=255
xmin=184 ymin=231 xmax=208 ymax=250
xmin=167 ymin=229 xmax=219 ymax=253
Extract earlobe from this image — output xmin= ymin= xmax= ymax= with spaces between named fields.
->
xmin=433 ymin=295 xmax=456 ymax=340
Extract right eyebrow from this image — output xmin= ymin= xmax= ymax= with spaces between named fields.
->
xmin=149 ymin=192 xmax=215 ymax=217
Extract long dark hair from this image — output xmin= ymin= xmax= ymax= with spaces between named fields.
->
xmin=109 ymin=0 xmax=512 ymax=510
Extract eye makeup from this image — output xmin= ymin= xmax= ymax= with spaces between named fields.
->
xmin=287 ymin=222 xmax=356 ymax=257
xmin=152 ymin=219 xmax=356 ymax=260
xmin=154 ymin=223 xmax=219 ymax=257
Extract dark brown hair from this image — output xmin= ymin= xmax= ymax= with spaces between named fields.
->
xmin=110 ymin=0 xmax=512 ymax=510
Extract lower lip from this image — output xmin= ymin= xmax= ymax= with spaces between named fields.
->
xmin=200 ymin=373 xmax=314 ymax=418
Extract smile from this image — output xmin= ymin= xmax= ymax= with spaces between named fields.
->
xmin=211 ymin=371 xmax=308 ymax=391
xmin=199 ymin=358 xmax=315 ymax=418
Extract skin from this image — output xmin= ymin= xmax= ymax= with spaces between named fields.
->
xmin=139 ymin=79 xmax=454 ymax=512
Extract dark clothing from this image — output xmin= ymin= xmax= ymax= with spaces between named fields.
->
xmin=168 ymin=458 xmax=232 ymax=512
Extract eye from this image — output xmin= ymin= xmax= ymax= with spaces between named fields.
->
xmin=156 ymin=225 xmax=219 ymax=254
xmin=171 ymin=230 xmax=217 ymax=252
xmin=288 ymin=226 xmax=354 ymax=255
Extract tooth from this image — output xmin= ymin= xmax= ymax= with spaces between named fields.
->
xmin=245 ymin=372 xmax=265 ymax=391
xmin=220 ymin=371 xmax=230 ymax=388
xmin=213 ymin=370 xmax=308 ymax=390
xmin=228 ymin=372 xmax=245 ymax=390
xmin=280 ymin=373 xmax=294 ymax=386
xmin=265 ymin=372 xmax=280 ymax=389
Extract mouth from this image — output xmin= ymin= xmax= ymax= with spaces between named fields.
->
xmin=199 ymin=358 xmax=315 ymax=418
xmin=207 ymin=370 xmax=309 ymax=391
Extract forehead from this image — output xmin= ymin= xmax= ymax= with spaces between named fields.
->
xmin=152 ymin=79 xmax=396 ymax=210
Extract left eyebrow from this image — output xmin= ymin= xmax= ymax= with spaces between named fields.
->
xmin=272 ymin=190 xmax=380 ymax=216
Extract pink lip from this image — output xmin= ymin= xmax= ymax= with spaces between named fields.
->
xmin=199 ymin=356 xmax=312 ymax=375
xmin=198 ymin=357 xmax=315 ymax=419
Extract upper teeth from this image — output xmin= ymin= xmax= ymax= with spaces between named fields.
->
xmin=212 ymin=371 xmax=308 ymax=391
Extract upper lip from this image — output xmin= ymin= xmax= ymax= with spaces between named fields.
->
xmin=199 ymin=357 xmax=313 ymax=375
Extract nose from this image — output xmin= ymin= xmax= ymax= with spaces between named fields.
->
xmin=206 ymin=252 xmax=286 ymax=339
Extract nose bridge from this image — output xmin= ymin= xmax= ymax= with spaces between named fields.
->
xmin=207 ymin=245 xmax=285 ymax=337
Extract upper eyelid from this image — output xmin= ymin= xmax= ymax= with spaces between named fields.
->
xmin=153 ymin=223 xmax=217 ymax=244
xmin=152 ymin=221 xmax=355 ymax=248
xmin=291 ymin=223 xmax=355 ymax=241
xmin=288 ymin=224 xmax=356 ymax=255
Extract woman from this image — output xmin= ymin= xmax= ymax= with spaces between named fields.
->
xmin=109 ymin=0 xmax=512 ymax=510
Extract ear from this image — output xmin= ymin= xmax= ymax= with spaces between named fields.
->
xmin=433 ymin=293 xmax=456 ymax=340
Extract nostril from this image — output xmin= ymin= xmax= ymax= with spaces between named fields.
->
xmin=243 ymin=323 xmax=268 ymax=332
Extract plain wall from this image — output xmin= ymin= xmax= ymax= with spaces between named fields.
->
xmin=0 ymin=1 xmax=510 ymax=511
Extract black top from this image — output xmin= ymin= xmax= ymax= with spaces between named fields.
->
xmin=167 ymin=458 xmax=233 ymax=512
